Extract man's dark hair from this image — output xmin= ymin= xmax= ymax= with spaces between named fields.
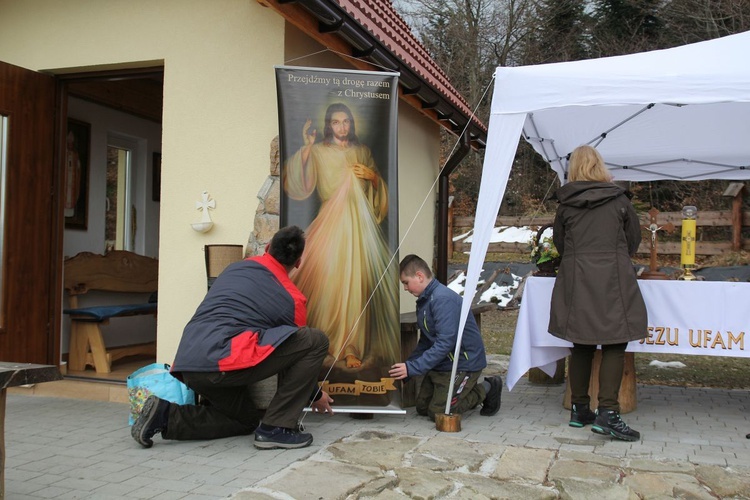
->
xmin=399 ymin=254 xmax=432 ymax=278
xmin=269 ymin=226 xmax=305 ymax=267
xmin=323 ymin=102 xmax=359 ymax=144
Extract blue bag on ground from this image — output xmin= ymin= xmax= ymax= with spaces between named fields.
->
xmin=127 ymin=363 xmax=195 ymax=425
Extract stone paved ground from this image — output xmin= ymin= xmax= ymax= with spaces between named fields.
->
xmin=5 ymin=360 xmax=750 ymax=499
xmin=235 ymin=430 xmax=750 ymax=499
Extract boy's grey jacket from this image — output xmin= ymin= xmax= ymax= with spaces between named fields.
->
xmin=405 ymin=279 xmax=487 ymax=377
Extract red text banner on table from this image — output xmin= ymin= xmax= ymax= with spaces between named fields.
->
xmin=508 ymin=277 xmax=750 ymax=390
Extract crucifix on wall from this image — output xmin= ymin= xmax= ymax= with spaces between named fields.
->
xmin=640 ymin=207 xmax=674 ymax=280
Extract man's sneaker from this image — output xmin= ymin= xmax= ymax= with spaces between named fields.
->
xmin=131 ymin=396 xmax=170 ymax=448
xmin=592 ymin=409 xmax=640 ymax=441
xmin=480 ymin=375 xmax=503 ymax=416
xmin=569 ymin=403 xmax=597 ymax=427
xmin=254 ymin=425 xmax=313 ymax=449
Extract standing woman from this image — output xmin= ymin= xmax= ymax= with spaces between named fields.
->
xmin=549 ymin=145 xmax=647 ymax=441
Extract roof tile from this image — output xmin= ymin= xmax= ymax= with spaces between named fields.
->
xmin=337 ymin=0 xmax=486 ymax=132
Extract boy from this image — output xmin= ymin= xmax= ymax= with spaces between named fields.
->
xmin=390 ymin=254 xmax=502 ymax=420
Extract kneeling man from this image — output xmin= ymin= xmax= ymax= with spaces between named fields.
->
xmin=132 ymin=226 xmax=333 ymax=450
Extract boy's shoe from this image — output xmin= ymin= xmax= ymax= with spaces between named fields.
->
xmin=480 ymin=375 xmax=503 ymax=416
xmin=592 ymin=409 xmax=640 ymax=441
xmin=254 ymin=425 xmax=313 ymax=449
xmin=132 ymin=396 xmax=170 ymax=448
xmin=569 ymin=403 xmax=597 ymax=427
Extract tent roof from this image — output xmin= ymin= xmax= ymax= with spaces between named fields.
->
xmin=490 ymin=31 xmax=750 ymax=182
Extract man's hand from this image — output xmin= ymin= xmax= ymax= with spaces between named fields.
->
xmin=310 ymin=390 xmax=334 ymax=415
xmin=389 ymin=363 xmax=408 ymax=380
xmin=351 ymin=163 xmax=378 ymax=188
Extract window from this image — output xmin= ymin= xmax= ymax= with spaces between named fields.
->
xmin=105 ymin=135 xmax=136 ymax=252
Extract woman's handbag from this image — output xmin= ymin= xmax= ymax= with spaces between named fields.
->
xmin=127 ymin=363 xmax=195 ymax=425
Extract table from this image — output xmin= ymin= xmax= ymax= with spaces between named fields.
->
xmin=0 ymin=363 xmax=62 ymax=497
xmin=509 ymin=277 xmax=750 ymax=391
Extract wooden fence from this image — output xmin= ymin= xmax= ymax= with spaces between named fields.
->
xmin=450 ymin=211 xmax=750 ymax=256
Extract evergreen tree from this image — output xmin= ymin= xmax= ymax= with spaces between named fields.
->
xmin=522 ymin=0 xmax=590 ymax=64
xmin=590 ymin=0 xmax=664 ymax=56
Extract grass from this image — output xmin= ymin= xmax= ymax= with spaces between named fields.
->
xmin=480 ymin=305 xmax=750 ymax=389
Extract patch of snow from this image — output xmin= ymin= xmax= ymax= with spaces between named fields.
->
xmin=648 ymin=360 xmax=687 ymax=369
xmin=478 ymin=273 xmax=523 ymax=307
xmin=463 ymin=226 xmax=537 ymax=244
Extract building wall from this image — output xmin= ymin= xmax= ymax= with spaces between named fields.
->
xmin=395 ymin=104 xmax=441 ymax=309
xmin=0 ymin=0 xmax=285 ymax=362
xmin=0 ymin=0 xmax=441 ymax=363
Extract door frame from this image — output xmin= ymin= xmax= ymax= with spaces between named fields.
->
xmin=54 ymin=67 xmax=164 ymax=365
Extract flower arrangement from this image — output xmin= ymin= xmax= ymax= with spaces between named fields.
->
xmin=530 ymin=224 xmax=560 ymax=276
xmin=531 ymin=236 xmax=559 ymax=265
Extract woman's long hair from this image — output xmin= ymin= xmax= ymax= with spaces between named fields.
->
xmin=568 ymin=145 xmax=612 ymax=182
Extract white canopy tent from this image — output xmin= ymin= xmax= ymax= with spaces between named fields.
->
xmin=452 ymin=31 xmax=750 ymax=390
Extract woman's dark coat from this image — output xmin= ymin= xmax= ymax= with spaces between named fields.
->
xmin=548 ymin=181 xmax=647 ymax=345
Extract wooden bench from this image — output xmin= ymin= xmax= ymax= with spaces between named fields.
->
xmin=0 ymin=363 xmax=62 ymax=497
xmin=400 ymin=302 xmax=496 ymax=407
xmin=63 ymin=251 xmax=158 ymax=374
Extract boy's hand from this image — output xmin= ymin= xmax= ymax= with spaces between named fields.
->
xmin=389 ymin=363 xmax=408 ymax=380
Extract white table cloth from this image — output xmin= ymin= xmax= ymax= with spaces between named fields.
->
xmin=507 ymin=277 xmax=750 ymax=390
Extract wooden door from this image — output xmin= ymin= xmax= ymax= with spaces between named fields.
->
xmin=0 ymin=61 xmax=60 ymax=364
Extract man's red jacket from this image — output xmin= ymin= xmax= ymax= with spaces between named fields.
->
xmin=171 ymin=253 xmax=307 ymax=374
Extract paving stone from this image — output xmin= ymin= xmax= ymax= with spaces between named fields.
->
xmin=254 ymin=460 xmax=382 ymax=499
xmin=327 ymin=431 xmax=422 ymax=469
xmin=230 ymin=490 xmax=277 ymax=500
xmin=355 ymin=475 xmax=400 ymax=498
xmin=450 ymin=488 xmax=492 ymax=500
xmin=626 ymin=457 xmax=695 ymax=473
xmin=548 ymin=459 xmax=622 ymax=484
xmin=694 ymin=464 xmax=750 ymax=498
xmin=393 ymin=467 xmax=455 ymax=499
xmin=558 ymin=449 xmax=621 ymax=467
xmin=492 ymin=446 xmax=555 ymax=483
xmin=364 ymin=488 xmax=411 ymax=499
xmin=556 ymin=478 xmax=639 ymax=500
xmin=410 ymin=434 xmax=500 ymax=472
xmin=5 ymin=381 xmax=750 ymax=499
xmin=446 ymin=472 xmax=558 ymax=500
xmin=622 ymin=472 xmax=715 ymax=499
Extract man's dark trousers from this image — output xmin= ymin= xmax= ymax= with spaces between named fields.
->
xmin=162 ymin=327 xmax=328 ymax=440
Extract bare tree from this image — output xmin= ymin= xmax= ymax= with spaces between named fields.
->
xmin=660 ymin=0 xmax=750 ymax=44
xmin=395 ymin=0 xmax=750 ymax=218
xmin=396 ymin=0 xmax=537 ymax=214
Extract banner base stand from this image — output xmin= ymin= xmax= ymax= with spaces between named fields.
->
xmin=435 ymin=413 xmax=461 ymax=432
xmin=303 ymin=405 xmax=406 ymax=415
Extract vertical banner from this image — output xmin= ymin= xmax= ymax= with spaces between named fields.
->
xmin=276 ymin=66 xmax=401 ymax=412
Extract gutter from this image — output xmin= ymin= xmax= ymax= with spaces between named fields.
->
xmin=436 ymin=133 xmax=471 ymax=284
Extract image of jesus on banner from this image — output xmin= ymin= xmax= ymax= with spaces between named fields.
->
xmin=283 ymin=102 xmax=400 ymax=372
